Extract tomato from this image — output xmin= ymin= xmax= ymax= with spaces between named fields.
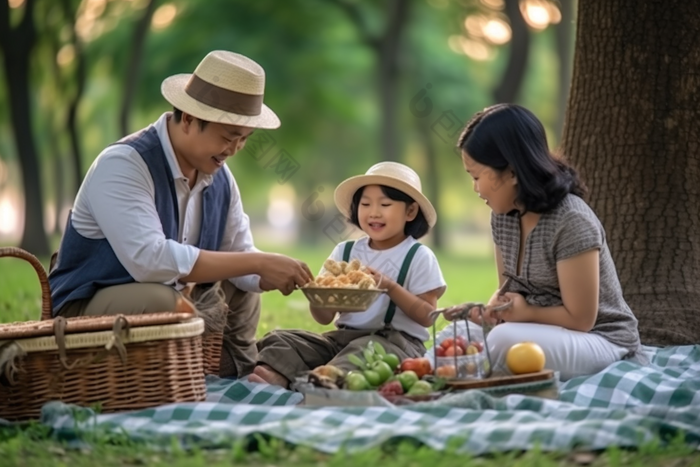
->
xmin=435 ymin=346 xmax=446 ymax=357
xmin=363 ymin=370 xmax=383 ymax=387
xmin=396 ymin=371 xmax=419 ymax=392
xmin=370 ymin=361 xmax=394 ymax=384
xmin=400 ymin=357 xmax=432 ymax=378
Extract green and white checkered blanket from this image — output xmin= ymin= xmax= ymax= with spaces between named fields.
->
xmin=34 ymin=345 xmax=700 ymax=453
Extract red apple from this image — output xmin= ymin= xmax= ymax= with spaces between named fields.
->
xmin=440 ymin=338 xmax=455 ymax=350
xmin=455 ymin=336 xmax=468 ymax=353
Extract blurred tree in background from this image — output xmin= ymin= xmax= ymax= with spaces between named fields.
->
xmin=0 ymin=0 xmax=571 ymax=257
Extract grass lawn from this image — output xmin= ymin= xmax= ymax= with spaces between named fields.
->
xmin=1 ymin=245 xmax=699 ymax=466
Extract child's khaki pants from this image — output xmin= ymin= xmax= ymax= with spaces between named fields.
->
xmin=256 ymin=326 xmax=426 ymax=383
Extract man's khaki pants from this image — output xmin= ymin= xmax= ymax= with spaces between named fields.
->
xmin=58 ymin=281 xmax=261 ymax=378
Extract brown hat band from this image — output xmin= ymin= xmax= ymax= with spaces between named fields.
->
xmin=185 ymin=74 xmax=263 ymax=116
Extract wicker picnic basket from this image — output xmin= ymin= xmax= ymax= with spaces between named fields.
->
xmin=202 ymin=331 xmax=223 ymax=375
xmin=0 ymin=247 xmax=207 ymax=421
xmin=299 ymin=286 xmax=387 ymax=312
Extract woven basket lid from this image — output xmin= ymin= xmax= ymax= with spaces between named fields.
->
xmin=13 ymin=318 xmax=205 ymax=354
xmin=0 ymin=312 xmax=196 ymax=340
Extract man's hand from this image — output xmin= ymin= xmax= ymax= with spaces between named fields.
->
xmin=258 ymin=253 xmax=314 ymax=296
xmin=259 ymin=277 xmax=274 ymax=292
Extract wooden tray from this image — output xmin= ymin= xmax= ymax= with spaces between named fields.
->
xmin=445 ymin=370 xmax=555 ymax=390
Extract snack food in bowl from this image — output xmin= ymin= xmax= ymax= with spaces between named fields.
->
xmin=304 ymin=259 xmax=377 ymax=290
xmin=300 ymin=259 xmax=386 ymax=312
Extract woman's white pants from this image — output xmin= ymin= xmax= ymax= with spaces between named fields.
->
xmin=486 ymin=322 xmax=628 ymax=381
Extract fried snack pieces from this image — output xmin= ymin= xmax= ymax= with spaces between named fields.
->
xmin=305 ymin=258 xmax=377 ymax=289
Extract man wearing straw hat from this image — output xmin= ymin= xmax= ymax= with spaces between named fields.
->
xmin=49 ymin=51 xmax=313 ymax=378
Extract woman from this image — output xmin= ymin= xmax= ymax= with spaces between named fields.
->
xmin=457 ymin=104 xmax=646 ymax=381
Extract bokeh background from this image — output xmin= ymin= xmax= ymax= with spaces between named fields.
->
xmin=0 ymin=0 xmax=574 ymax=263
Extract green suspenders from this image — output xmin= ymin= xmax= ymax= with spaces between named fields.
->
xmin=341 ymin=240 xmax=422 ymax=325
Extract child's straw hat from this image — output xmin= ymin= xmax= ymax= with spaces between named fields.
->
xmin=161 ymin=50 xmax=280 ymax=129
xmin=334 ymin=162 xmax=437 ymax=227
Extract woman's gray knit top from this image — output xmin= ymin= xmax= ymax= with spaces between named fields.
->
xmin=491 ymin=194 xmax=644 ymax=359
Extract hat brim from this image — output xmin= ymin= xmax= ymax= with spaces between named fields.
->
xmin=161 ymin=74 xmax=281 ymax=130
xmin=334 ymin=175 xmax=437 ymax=228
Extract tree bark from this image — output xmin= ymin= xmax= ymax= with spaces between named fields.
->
xmin=493 ymin=0 xmax=530 ymax=103
xmin=119 ymin=0 xmax=157 ymax=137
xmin=377 ymin=0 xmax=410 ymax=162
xmin=59 ymin=0 xmax=85 ymax=193
xmin=553 ymin=0 xmax=575 ymax=142
xmin=562 ymin=0 xmax=700 ymax=345
xmin=0 ymin=0 xmax=50 ymax=256
xmin=417 ymin=118 xmax=443 ymax=249
xmin=333 ymin=0 xmax=411 ymax=162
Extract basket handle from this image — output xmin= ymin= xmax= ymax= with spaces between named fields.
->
xmin=0 ymin=247 xmax=53 ymax=321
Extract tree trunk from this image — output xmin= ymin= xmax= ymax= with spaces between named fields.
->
xmin=0 ymin=0 xmax=50 ymax=256
xmin=119 ymin=0 xmax=157 ymax=136
xmin=493 ymin=0 xmax=530 ymax=103
xmin=59 ymin=0 xmax=86 ymax=193
xmin=561 ymin=0 xmax=700 ymax=346
xmin=553 ymin=0 xmax=575 ymax=142
xmin=377 ymin=0 xmax=410 ymax=162
xmin=333 ymin=0 xmax=411 ymax=162
xmin=417 ymin=119 xmax=443 ymax=249
xmin=47 ymin=126 xmax=66 ymax=235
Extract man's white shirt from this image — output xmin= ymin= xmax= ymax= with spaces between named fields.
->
xmin=70 ymin=112 xmax=262 ymax=292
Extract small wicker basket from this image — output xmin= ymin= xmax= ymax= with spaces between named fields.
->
xmin=299 ymin=287 xmax=386 ymax=312
xmin=0 ymin=247 xmax=207 ymax=421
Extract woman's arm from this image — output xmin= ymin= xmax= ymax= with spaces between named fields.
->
xmin=486 ymin=246 xmax=506 ymax=306
xmin=501 ymin=249 xmax=600 ymax=332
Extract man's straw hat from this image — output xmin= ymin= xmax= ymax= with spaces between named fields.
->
xmin=161 ymin=50 xmax=280 ymax=129
xmin=334 ymin=162 xmax=437 ymax=227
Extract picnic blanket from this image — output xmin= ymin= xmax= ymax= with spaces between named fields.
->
xmin=32 ymin=345 xmax=700 ymax=453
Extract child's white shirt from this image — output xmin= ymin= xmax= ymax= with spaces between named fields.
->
xmin=322 ymin=236 xmax=446 ymax=341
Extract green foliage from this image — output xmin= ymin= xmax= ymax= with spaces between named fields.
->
xmin=0 ymin=429 xmax=698 ymax=467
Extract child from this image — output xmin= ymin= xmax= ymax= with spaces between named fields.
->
xmin=249 ymin=162 xmax=446 ymax=388
xmin=457 ymin=104 xmax=646 ymax=380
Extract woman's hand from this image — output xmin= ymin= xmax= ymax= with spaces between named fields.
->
xmin=466 ymin=292 xmax=533 ymax=325
xmin=466 ymin=302 xmax=501 ymax=326
xmin=494 ymin=292 xmax=534 ymax=323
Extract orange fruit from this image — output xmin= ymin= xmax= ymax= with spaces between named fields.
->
xmin=505 ymin=342 xmax=546 ymax=374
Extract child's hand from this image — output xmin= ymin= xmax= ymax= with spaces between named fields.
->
xmin=364 ymin=266 xmax=396 ymax=291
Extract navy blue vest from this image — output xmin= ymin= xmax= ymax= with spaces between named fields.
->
xmin=48 ymin=126 xmax=231 ymax=315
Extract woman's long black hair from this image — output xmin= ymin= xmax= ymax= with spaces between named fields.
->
xmin=457 ymin=104 xmax=586 ymax=213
